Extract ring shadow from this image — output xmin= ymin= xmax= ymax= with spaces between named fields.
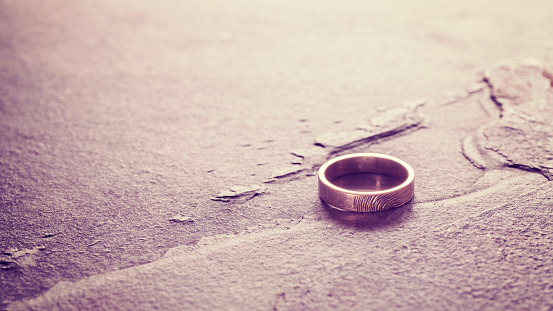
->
xmin=319 ymin=199 xmax=413 ymax=230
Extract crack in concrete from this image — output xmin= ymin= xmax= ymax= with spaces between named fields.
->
xmin=212 ymin=100 xmax=428 ymax=198
xmin=482 ymin=76 xmax=505 ymax=118
xmin=462 ymin=59 xmax=553 ymax=181
xmin=210 ymin=184 xmax=267 ymax=203
xmin=315 ymin=100 xmax=426 ymax=154
xmin=440 ymin=84 xmax=485 ymax=107
xmin=461 ymin=135 xmax=487 ymax=170
xmin=265 ymin=100 xmax=427 ymax=184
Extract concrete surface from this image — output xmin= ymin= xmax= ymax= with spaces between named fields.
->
xmin=1 ymin=0 xmax=553 ymax=310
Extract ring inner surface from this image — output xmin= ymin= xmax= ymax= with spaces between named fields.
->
xmin=325 ymin=156 xmax=408 ymax=192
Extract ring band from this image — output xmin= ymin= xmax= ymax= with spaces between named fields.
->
xmin=318 ymin=153 xmax=414 ymax=212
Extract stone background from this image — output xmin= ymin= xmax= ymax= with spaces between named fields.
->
xmin=1 ymin=0 xmax=553 ymax=310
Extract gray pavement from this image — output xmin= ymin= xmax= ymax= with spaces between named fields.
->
xmin=1 ymin=0 xmax=553 ymax=310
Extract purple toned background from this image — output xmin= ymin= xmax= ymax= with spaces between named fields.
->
xmin=2 ymin=0 xmax=553 ymax=309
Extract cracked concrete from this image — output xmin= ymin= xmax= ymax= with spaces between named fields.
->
xmin=262 ymin=100 xmax=426 ymax=185
xmin=2 ymin=0 xmax=553 ymax=310
xmin=462 ymin=59 xmax=553 ymax=180
xmin=314 ymin=100 xmax=426 ymax=153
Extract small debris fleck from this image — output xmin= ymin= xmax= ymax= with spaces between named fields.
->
xmin=88 ymin=240 xmax=101 ymax=247
xmin=170 ymin=215 xmax=195 ymax=223
xmin=290 ymin=147 xmax=327 ymax=167
xmin=42 ymin=233 xmax=60 ymax=238
xmin=211 ymin=184 xmax=266 ymax=202
xmin=3 ymin=248 xmax=18 ymax=256
xmin=0 ymin=258 xmax=18 ymax=270
xmin=265 ymin=167 xmax=306 ymax=182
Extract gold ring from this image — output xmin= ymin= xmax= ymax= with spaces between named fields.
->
xmin=318 ymin=153 xmax=414 ymax=212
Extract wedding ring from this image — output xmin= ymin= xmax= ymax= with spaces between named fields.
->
xmin=318 ymin=153 xmax=414 ymax=212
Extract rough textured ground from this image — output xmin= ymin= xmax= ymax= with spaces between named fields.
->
xmin=1 ymin=0 xmax=553 ymax=310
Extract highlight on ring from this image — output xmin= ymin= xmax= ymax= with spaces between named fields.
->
xmin=318 ymin=153 xmax=414 ymax=212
